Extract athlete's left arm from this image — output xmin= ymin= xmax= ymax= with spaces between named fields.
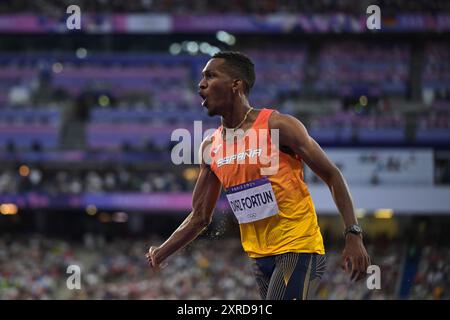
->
xmin=270 ymin=111 xmax=371 ymax=282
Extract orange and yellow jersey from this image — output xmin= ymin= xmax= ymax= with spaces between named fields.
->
xmin=209 ymin=108 xmax=325 ymax=258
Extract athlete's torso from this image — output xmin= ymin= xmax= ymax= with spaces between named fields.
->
xmin=209 ymin=108 xmax=325 ymax=258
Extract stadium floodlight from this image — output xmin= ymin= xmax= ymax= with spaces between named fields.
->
xmin=0 ymin=203 xmax=18 ymax=215
xmin=86 ymin=205 xmax=97 ymax=216
xmin=374 ymin=208 xmax=394 ymax=219
xmin=199 ymin=42 xmax=211 ymax=54
xmin=208 ymin=46 xmax=220 ymax=56
xmin=186 ymin=41 xmax=199 ymax=55
xmin=19 ymin=165 xmax=30 ymax=177
xmin=52 ymin=62 xmax=63 ymax=73
xmin=216 ymin=30 xmax=229 ymax=43
xmin=216 ymin=31 xmax=236 ymax=46
xmin=169 ymin=43 xmax=182 ymax=55
xmin=76 ymin=48 xmax=87 ymax=59
xmin=99 ymin=95 xmax=110 ymax=107
xmin=227 ymin=35 xmax=236 ymax=45
xmin=359 ymin=95 xmax=368 ymax=106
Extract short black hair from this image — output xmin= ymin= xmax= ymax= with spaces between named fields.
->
xmin=212 ymin=51 xmax=255 ymax=95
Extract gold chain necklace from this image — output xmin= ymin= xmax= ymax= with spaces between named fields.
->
xmin=222 ymin=107 xmax=254 ymax=132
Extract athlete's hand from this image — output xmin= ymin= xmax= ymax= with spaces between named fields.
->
xmin=341 ymin=234 xmax=371 ymax=282
xmin=145 ymin=246 xmax=166 ymax=271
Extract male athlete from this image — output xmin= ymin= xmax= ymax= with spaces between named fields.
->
xmin=146 ymin=51 xmax=371 ymax=300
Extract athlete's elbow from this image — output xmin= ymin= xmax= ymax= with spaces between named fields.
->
xmin=324 ymin=165 xmax=343 ymax=186
xmin=191 ymin=212 xmax=212 ymax=231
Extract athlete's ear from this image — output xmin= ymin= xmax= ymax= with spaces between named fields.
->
xmin=232 ymin=79 xmax=243 ymax=94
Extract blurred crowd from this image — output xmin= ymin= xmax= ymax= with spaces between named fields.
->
xmin=317 ymin=237 xmax=404 ymax=299
xmin=1 ymin=149 xmax=443 ymax=196
xmin=410 ymin=245 xmax=450 ymax=299
xmin=0 ymin=234 xmax=259 ymax=299
xmin=0 ymin=166 xmax=196 ymax=194
xmin=0 ymin=233 xmax=448 ymax=299
xmin=1 ymin=0 xmax=450 ymax=14
xmin=1 ymin=42 xmax=449 ymax=153
xmin=2 ymin=133 xmax=449 ymax=194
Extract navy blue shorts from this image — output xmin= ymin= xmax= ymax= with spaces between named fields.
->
xmin=251 ymin=252 xmax=327 ymax=300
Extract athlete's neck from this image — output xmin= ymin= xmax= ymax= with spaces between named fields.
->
xmin=221 ymin=95 xmax=253 ymax=129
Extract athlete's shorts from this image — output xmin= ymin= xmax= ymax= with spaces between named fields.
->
xmin=251 ymin=252 xmax=327 ymax=300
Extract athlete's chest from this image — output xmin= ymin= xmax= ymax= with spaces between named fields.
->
xmin=210 ymin=135 xmax=279 ymax=187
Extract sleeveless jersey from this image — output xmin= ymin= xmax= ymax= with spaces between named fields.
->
xmin=209 ymin=108 xmax=325 ymax=258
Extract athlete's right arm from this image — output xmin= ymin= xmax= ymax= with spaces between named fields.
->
xmin=146 ymin=137 xmax=222 ymax=269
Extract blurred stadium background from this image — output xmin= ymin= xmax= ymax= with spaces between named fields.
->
xmin=0 ymin=0 xmax=449 ymax=300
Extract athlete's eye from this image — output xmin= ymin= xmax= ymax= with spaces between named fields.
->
xmin=204 ymin=72 xmax=215 ymax=80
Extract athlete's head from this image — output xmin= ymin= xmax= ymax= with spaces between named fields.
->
xmin=198 ymin=51 xmax=255 ymax=116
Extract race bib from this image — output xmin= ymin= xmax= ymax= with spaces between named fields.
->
xmin=225 ymin=177 xmax=279 ymax=224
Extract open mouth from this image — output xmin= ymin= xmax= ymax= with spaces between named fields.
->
xmin=199 ymin=92 xmax=207 ymax=107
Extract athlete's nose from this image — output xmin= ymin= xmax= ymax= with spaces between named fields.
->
xmin=198 ymin=77 xmax=207 ymax=90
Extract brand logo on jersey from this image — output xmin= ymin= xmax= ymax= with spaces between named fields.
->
xmin=217 ymin=148 xmax=262 ymax=167
xmin=212 ymin=144 xmax=222 ymax=155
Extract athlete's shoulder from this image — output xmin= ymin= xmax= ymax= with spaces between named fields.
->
xmin=202 ymin=125 xmax=223 ymax=146
xmin=199 ymin=132 xmax=218 ymax=167
xmin=268 ymin=110 xmax=311 ymax=147
xmin=200 ymin=132 xmax=214 ymax=149
xmin=268 ymin=110 xmax=305 ymax=131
